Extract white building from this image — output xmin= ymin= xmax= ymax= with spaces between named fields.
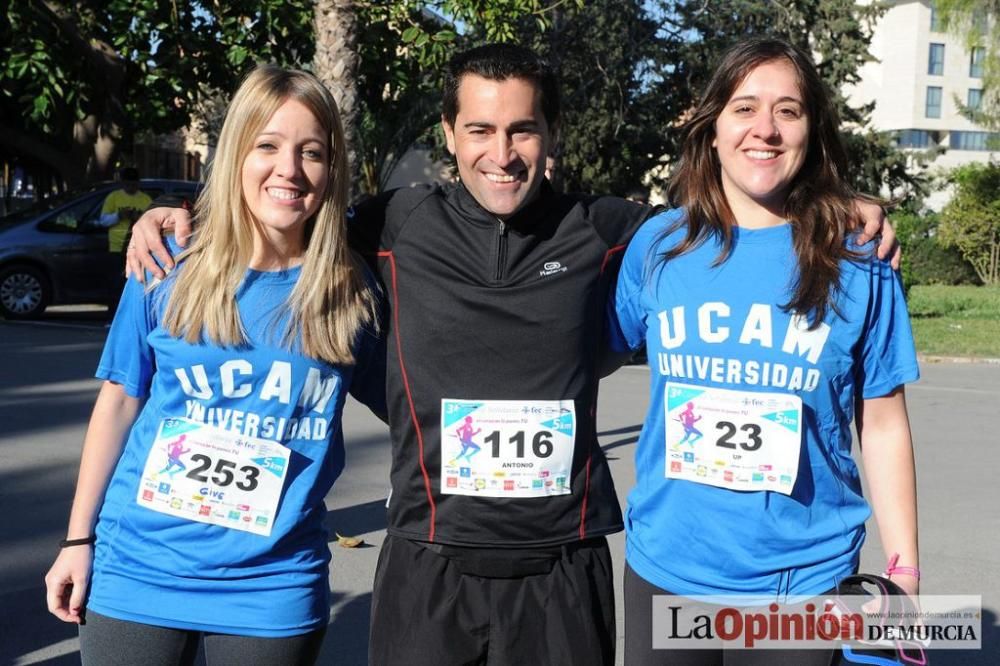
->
xmin=846 ymin=0 xmax=998 ymax=206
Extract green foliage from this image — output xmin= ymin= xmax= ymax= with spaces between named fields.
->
xmin=433 ymin=0 xmax=585 ymax=42
xmin=381 ymin=0 xmax=585 ymax=67
xmin=939 ymin=162 xmax=1000 ymax=285
xmin=893 ymin=209 xmax=980 ymax=291
xmin=649 ymin=0 xmax=924 ymax=199
xmin=656 ymin=0 xmax=881 ymax=104
xmin=2 ymin=2 xmax=104 ymax=155
xmin=511 ymin=0 xmax=668 ymax=195
xmin=0 ymin=0 xmax=574 ymax=189
xmin=354 ymin=3 xmax=444 ymax=193
xmin=935 ymin=0 xmax=1000 ymax=132
xmin=2 ymin=0 xmax=919 ymax=202
xmin=907 ymin=282 xmax=1000 ymax=359
xmin=907 ymin=284 xmax=1000 ymax=318
xmin=841 ymin=131 xmax=933 ymax=202
xmin=345 ymin=0 xmax=583 ymax=193
xmin=909 ymin=314 xmax=1000 ymax=357
xmin=376 ymin=0 xmax=924 ymax=200
xmin=0 ymin=0 xmax=314 ymax=181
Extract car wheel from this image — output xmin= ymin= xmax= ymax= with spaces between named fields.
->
xmin=0 ymin=264 xmax=51 ymax=319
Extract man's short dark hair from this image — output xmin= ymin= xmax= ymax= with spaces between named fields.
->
xmin=119 ymin=167 xmax=140 ymax=182
xmin=442 ymin=43 xmax=560 ymax=128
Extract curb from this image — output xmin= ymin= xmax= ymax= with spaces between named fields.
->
xmin=1 ymin=319 xmax=107 ymax=332
xmin=629 ymin=354 xmax=1000 ymax=367
xmin=918 ymin=354 xmax=1000 ymax=365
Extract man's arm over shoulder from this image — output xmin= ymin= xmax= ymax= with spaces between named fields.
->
xmin=584 ymin=195 xmax=662 ymax=249
xmin=148 ymin=192 xmax=193 ymax=211
xmin=347 ymin=191 xmax=392 ymax=257
xmin=346 ymin=185 xmax=441 ymax=258
xmin=573 ymin=195 xmax=656 ymax=376
xmin=125 ymin=195 xmax=195 ymax=280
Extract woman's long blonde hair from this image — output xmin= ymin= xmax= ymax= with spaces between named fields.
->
xmin=161 ymin=64 xmax=375 ymax=365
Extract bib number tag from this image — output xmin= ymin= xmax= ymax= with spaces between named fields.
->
xmin=136 ymin=418 xmax=291 ymax=536
xmin=664 ymin=382 xmax=802 ymax=495
xmin=440 ymin=399 xmax=575 ymax=498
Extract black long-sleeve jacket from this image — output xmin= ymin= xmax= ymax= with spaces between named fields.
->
xmin=350 ymin=181 xmax=653 ymax=546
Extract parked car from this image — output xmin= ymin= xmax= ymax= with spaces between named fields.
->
xmin=0 ymin=179 xmax=200 ymax=319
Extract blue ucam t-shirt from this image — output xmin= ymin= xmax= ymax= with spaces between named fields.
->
xmin=88 ymin=260 xmax=383 ymax=636
xmin=613 ymin=208 xmax=919 ymax=598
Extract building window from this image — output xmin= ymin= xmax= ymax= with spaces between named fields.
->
xmin=968 ymin=88 xmax=983 ymax=111
xmin=950 ymin=131 xmax=999 ymax=151
xmin=930 ymin=4 xmax=943 ymax=31
xmin=928 ymin=43 xmax=945 ymax=75
xmin=897 ymin=129 xmax=935 ymax=148
xmin=925 ymin=87 xmax=943 ymax=118
xmin=970 ymin=47 xmax=986 ymax=78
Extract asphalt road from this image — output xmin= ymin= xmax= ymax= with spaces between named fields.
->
xmin=1 ymin=315 xmax=997 ymax=665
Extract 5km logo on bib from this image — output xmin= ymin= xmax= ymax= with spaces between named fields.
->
xmin=440 ymin=399 xmax=576 ymax=498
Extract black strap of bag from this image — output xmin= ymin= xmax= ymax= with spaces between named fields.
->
xmin=833 ymin=574 xmax=928 ymax=666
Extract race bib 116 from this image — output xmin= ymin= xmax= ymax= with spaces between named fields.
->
xmin=440 ymin=399 xmax=575 ymax=498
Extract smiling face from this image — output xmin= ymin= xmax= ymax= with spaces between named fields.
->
xmin=442 ymin=74 xmax=551 ymax=219
xmin=241 ymin=98 xmax=329 ymax=258
xmin=712 ymin=58 xmax=809 ymax=226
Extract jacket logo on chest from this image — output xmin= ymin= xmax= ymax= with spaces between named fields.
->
xmin=539 ymin=260 xmax=568 ymax=277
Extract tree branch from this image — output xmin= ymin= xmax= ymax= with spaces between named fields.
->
xmin=0 ymin=125 xmax=76 ymax=179
xmin=35 ymin=0 xmax=125 ymax=80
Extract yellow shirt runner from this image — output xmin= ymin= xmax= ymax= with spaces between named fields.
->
xmin=102 ymin=189 xmax=153 ymax=253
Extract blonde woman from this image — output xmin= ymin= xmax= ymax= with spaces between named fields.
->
xmin=44 ymin=65 xmax=382 ymax=666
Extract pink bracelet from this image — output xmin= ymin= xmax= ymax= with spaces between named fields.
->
xmin=884 ymin=553 xmax=921 ymax=580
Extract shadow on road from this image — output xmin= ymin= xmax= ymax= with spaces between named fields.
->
xmin=318 ymin=591 xmax=373 ymax=664
xmin=0 ymin=461 xmax=80 ymax=595
xmin=325 ymin=498 xmax=388 ymax=545
xmin=0 ymin=323 xmax=106 ymax=440
xmin=0 ymin=584 xmax=79 ymax=666
xmin=600 ymin=423 xmax=642 ymax=456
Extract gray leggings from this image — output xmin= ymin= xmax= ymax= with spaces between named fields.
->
xmin=79 ymin=611 xmax=326 ymax=666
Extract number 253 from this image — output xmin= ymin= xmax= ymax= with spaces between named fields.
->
xmin=186 ymin=454 xmax=260 ymax=491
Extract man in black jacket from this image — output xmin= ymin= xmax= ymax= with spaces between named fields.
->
xmin=126 ymin=45 xmax=895 ymax=665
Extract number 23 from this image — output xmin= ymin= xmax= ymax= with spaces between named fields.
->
xmin=715 ymin=421 xmax=763 ymax=451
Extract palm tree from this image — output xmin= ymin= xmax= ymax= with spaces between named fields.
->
xmin=313 ymin=0 xmax=361 ymax=190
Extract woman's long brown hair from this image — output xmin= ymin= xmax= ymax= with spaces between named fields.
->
xmin=660 ymin=38 xmax=872 ymax=327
